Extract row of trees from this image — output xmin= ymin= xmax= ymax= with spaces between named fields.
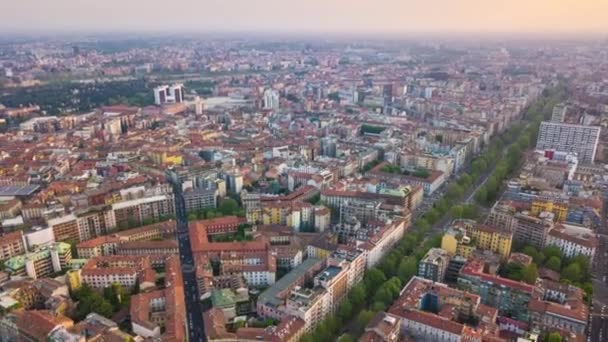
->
xmin=301 ymin=85 xmax=569 ymax=340
xmin=299 ymin=228 xmax=443 ymax=342
xmin=474 ymin=84 xmax=569 ymax=206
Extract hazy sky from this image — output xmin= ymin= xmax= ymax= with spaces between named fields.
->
xmin=1 ymin=0 xmax=607 ymax=35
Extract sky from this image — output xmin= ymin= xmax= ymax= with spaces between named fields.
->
xmin=1 ymin=0 xmax=607 ymax=35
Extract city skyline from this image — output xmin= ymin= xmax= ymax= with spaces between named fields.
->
xmin=2 ymin=0 xmax=608 ymax=35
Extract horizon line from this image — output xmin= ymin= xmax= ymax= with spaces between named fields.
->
xmin=0 ymin=28 xmax=607 ymax=40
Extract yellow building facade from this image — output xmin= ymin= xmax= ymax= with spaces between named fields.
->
xmin=443 ymin=220 xmax=513 ymax=260
xmin=467 ymin=225 xmax=512 ymax=260
xmin=530 ymin=200 xmax=567 ymax=222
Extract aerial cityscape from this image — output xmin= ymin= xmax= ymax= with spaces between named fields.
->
xmin=0 ymin=1 xmax=607 ymax=342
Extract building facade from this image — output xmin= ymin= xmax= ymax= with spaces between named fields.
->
xmin=536 ymin=121 xmax=600 ymax=163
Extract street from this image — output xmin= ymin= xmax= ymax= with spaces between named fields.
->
xmin=168 ymin=171 xmax=207 ymax=342
xmin=589 ymin=190 xmax=608 ymax=342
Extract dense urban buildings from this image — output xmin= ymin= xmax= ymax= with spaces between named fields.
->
xmin=0 ymin=30 xmax=606 ymax=342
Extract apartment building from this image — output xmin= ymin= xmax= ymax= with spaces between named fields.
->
xmin=0 ymin=310 xmax=74 ymax=342
xmin=457 ymin=260 xmax=534 ymax=322
xmin=4 ymin=242 xmax=72 ymax=279
xmin=360 ymin=312 xmax=401 ymax=342
xmin=536 ymin=121 xmax=600 ymax=163
xmin=314 ymin=265 xmax=349 ymax=313
xmin=116 ymin=240 xmax=179 ymax=257
xmin=320 ymin=187 xmax=419 ymax=213
xmin=130 ymin=256 xmax=186 ymax=341
xmin=75 ymin=209 xmax=112 ymax=241
xmin=314 ymin=206 xmax=331 ymax=232
xmin=154 ymin=84 xmax=184 ymax=105
xmin=531 ymin=199 xmax=568 ymax=222
xmin=183 ymin=187 xmax=217 ymax=212
xmin=418 ymin=248 xmax=450 ymax=282
xmin=80 ymin=255 xmax=155 ymax=291
xmin=359 ymin=219 xmax=409 ymax=269
xmin=116 ymin=220 xmax=176 ymax=241
xmin=220 ymin=251 xmax=276 ymax=287
xmin=47 ymin=214 xmax=80 ymax=243
xmin=513 ymin=212 xmax=554 ymax=249
xmin=545 ymin=223 xmax=597 ymax=258
xmin=190 ymin=219 xmax=277 ymax=288
xmin=197 ymin=216 xmax=246 ymax=235
xmin=111 ymin=195 xmax=175 ymax=229
xmin=261 ymin=201 xmax=313 ymax=231
xmin=451 ymin=220 xmax=513 ymax=260
xmin=0 ymin=231 xmax=26 ymax=261
xmin=388 ymin=277 xmax=498 ymax=342
xmin=76 ymin=236 xmax=121 ymax=258
xmin=327 ymin=248 xmax=366 ymax=288
xmin=285 ymin=287 xmax=329 ymax=332
xmin=257 ymin=258 xmax=326 ymax=320
xmin=486 ymin=203 xmax=518 ymax=233
xmin=528 ymin=279 xmax=588 ymax=336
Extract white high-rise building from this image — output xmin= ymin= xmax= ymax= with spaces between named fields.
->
xmin=194 ymin=96 xmax=204 ymax=115
xmin=263 ymin=89 xmax=280 ymax=110
xmin=153 ymin=84 xmax=184 ymax=105
xmin=536 ymin=121 xmax=600 ymax=163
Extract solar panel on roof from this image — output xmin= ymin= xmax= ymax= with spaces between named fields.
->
xmin=0 ymin=184 xmax=40 ymax=197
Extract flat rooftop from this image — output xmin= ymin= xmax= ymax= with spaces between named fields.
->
xmin=316 ymin=265 xmax=342 ymax=282
xmin=258 ymin=258 xmax=322 ymax=308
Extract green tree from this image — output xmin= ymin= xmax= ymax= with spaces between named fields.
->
xmin=521 ymin=264 xmax=538 ymax=284
xmin=338 ymin=299 xmax=353 ymax=321
xmin=471 ymin=158 xmax=488 ymax=174
xmin=447 ymin=183 xmax=464 ymax=199
xmin=568 ymin=255 xmax=590 ymax=278
xmin=337 ymin=334 xmax=355 ymax=342
xmin=545 ymin=332 xmax=562 ymax=342
xmin=187 ymin=212 xmax=198 ymax=221
xmin=501 ymin=263 xmax=523 ymax=281
xmin=385 ymin=277 xmax=402 ymax=298
xmin=415 ymin=218 xmax=430 ymax=232
xmin=474 ymin=187 xmax=487 ymax=204
xmin=543 ymin=246 xmax=563 ymax=261
xmin=461 ymin=205 xmax=479 ymax=219
xmin=356 ymin=310 xmax=375 ymax=333
xmin=449 ymin=205 xmax=464 ymax=218
xmin=458 ymin=173 xmax=472 ymax=188
xmin=364 ymin=268 xmax=387 ymax=293
xmin=373 ymin=286 xmax=394 ymax=306
xmin=349 ymin=283 xmax=366 ymax=308
xmin=561 ymin=263 xmax=582 ymax=283
xmin=299 ymin=335 xmax=314 ymax=342
xmin=371 ymin=301 xmax=387 ymax=312
xmin=397 ymin=256 xmax=418 ymax=283
xmin=522 ymin=246 xmax=545 ymax=265
xmin=434 ymin=198 xmax=450 ymax=214
xmin=97 ymin=301 xmax=114 ymax=318
xmin=380 ymin=252 xmax=400 ymax=278
xmin=219 ymin=198 xmax=239 ymax=215
xmin=424 ymin=209 xmax=439 ymax=224
xmin=545 ymin=256 xmax=561 ymax=272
